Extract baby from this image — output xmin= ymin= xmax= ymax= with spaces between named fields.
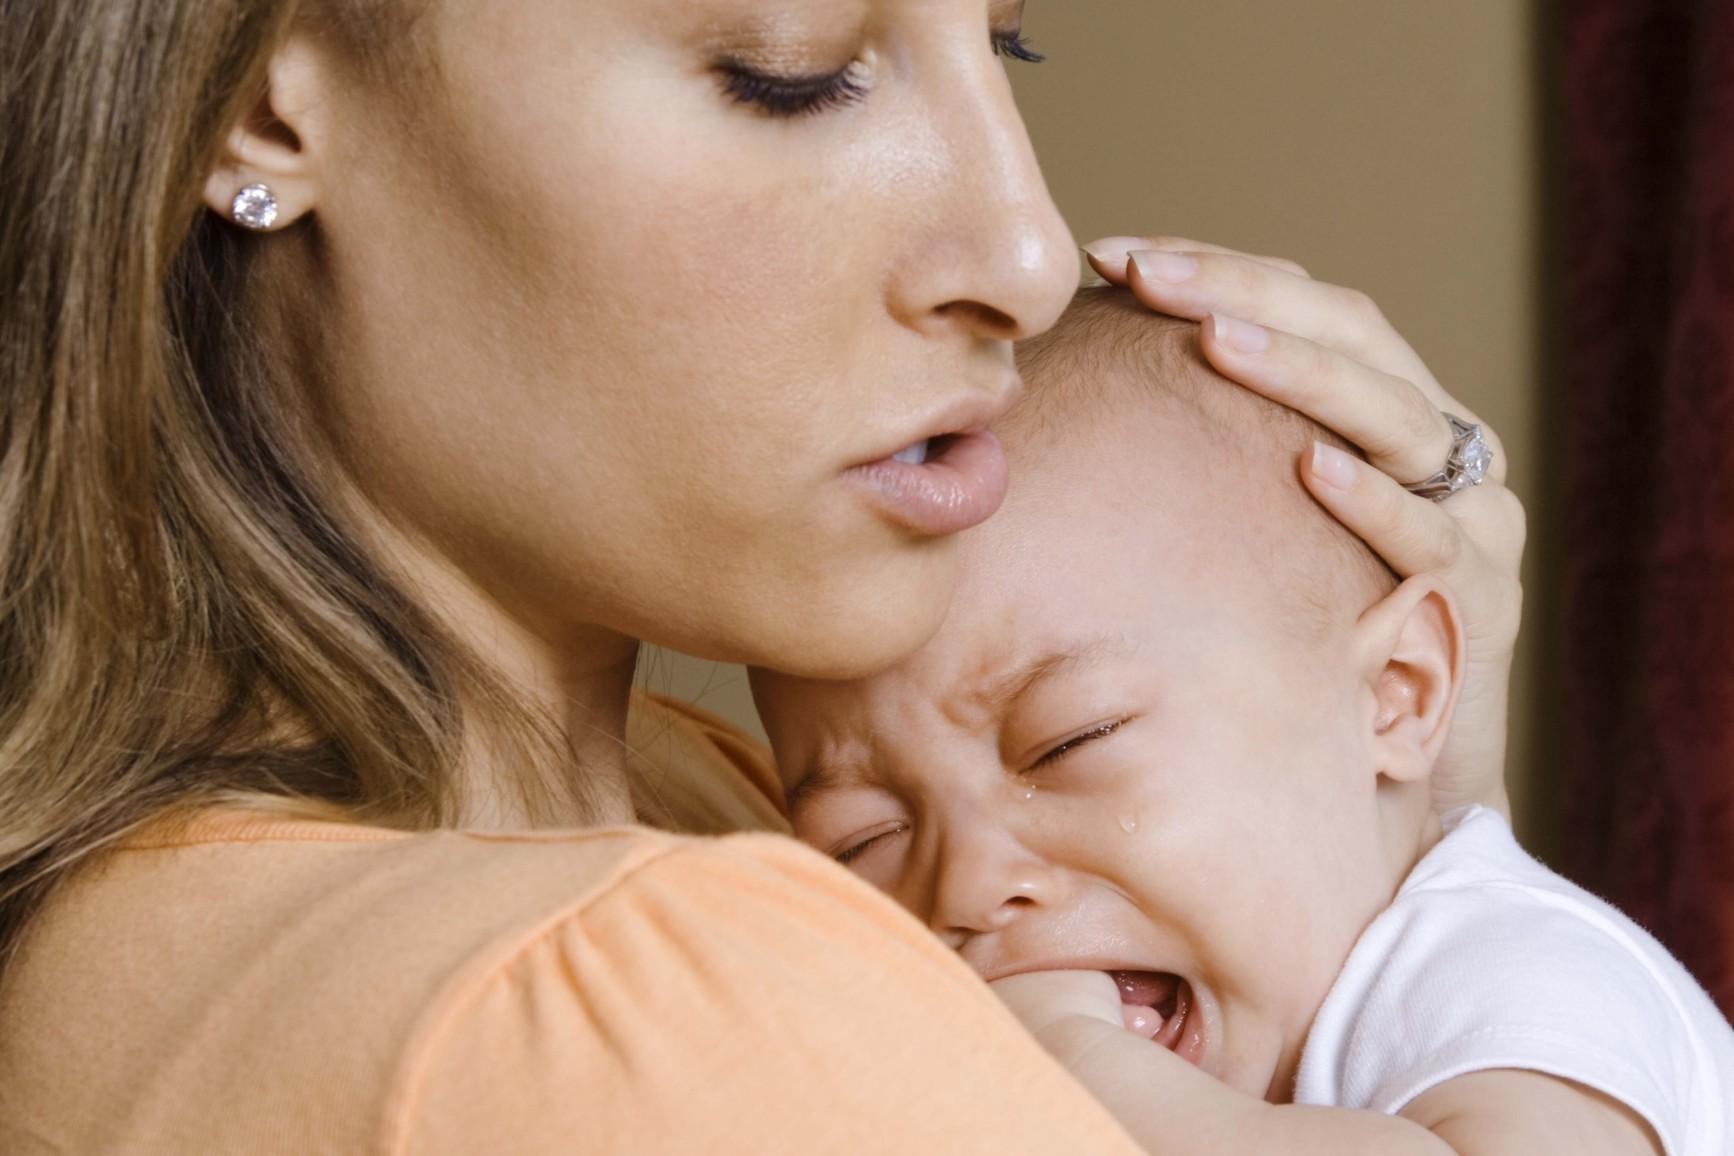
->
xmin=751 ymin=290 xmax=1734 ymax=1155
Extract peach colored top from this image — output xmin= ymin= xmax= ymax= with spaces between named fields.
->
xmin=0 ymin=696 xmax=1137 ymax=1154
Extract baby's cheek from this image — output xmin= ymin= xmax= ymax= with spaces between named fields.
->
xmin=1230 ymin=875 xmax=1365 ymax=1024
xmin=1136 ymin=830 xmax=1317 ymax=987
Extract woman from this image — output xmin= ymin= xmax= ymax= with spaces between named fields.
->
xmin=0 ymin=0 xmax=1524 ymax=1151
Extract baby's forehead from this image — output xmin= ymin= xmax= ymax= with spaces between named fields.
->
xmin=992 ymin=288 xmax=1395 ymax=637
xmin=991 ymin=322 xmax=1273 ymax=553
xmin=760 ymin=291 xmax=1391 ymax=750
xmin=1006 ymin=294 xmax=1253 ymax=464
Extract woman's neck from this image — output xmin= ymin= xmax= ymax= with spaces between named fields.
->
xmin=453 ymin=638 xmax=642 ymax=829
xmin=350 ymin=497 xmax=645 ymax=830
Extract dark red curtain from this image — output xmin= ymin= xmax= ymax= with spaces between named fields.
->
xmin=1563 ymin=0 xmax=1734 ymax=1016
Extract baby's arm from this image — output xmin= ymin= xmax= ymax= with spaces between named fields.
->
xmin=1403 ymin=1069 xmax=1662 ymax=1156
xmin=992 ymin=972 xmax=1663 ymax=1156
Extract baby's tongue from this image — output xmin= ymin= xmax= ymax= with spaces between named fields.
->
xmin=1111 ymin=970 xmax=1179 ymax=1040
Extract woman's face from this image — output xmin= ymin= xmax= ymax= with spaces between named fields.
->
xmin=303 ymin=0 xmax=1076 ymax=678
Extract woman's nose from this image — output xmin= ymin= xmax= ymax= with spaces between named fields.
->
xmin=885 ymin=47 xmax=1078 ymax=344
xmin=927 ymin=825 xmax=1068 ymax=950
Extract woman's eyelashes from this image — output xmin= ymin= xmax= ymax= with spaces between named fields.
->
xmin=992 ymin=29 xmax=1045 ymax=63
xmin=719 ymin=27 xmax=1044 ymax=120
xmin=718 ymin=60 xmax=871 ymax=119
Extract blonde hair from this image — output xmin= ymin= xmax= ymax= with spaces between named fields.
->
xmin=0 ymin=0 xmax=581 ymax=971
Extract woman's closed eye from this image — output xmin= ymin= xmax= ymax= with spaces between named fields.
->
xmin=718 ymin=59 xmax=872 ymax=119
xmin=719 ymin=27 xmax=1043 ymax=120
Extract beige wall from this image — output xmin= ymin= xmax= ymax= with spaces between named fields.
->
xmin=639 ymin=2 xmax=1555 ymax=838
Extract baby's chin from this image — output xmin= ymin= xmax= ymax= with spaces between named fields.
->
xmin=1178 ymin=988 xmax=1296 ymax=1103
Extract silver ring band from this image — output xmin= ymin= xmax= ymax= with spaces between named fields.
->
xmin=1403 ymin=413 xmax=1494 ymax=502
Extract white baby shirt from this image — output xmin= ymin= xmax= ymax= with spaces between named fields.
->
xmin=1294 ymin=806 xmax=1734 ymax=1155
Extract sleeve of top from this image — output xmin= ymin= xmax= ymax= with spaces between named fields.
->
xmin=392 ymin=834 xmax=1141 ymax=1155
xmin=1310 ymin=882 xmax=1702 ymax=1155
xmin=625 ymin=693 xmax=790 ymax=836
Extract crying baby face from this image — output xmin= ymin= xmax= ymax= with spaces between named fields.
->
xmin=753 ymin=294 xmax=1449 ymax=1101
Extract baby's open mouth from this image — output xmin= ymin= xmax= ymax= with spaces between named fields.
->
xmin=1111 ymin=970 xmax=1207 ymax=1067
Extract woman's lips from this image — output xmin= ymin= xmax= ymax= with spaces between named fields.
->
xmin=846 ymin=429 xmax=1010 ymax=537
xmin=1112 ymin=970 xmax=1209 ymax=1069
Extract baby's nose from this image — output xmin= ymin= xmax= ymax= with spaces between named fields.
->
xmin=929 ymin=833 xmax=1066 ymax=947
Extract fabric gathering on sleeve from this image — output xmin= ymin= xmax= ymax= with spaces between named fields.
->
xmin=394 ymin=834 xmax=1141 ymax=1155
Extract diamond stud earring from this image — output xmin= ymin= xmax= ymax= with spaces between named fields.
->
xmin=230 ymin=183 xmax=280 ymax=231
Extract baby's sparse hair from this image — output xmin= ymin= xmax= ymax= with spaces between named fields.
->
xmin=1009 ymin=287 xmax=1397 ymax=631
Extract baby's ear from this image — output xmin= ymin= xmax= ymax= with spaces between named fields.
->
xmin=1351 ymin=575 xmax=1465 ymax=786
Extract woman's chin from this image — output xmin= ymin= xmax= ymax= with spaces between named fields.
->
xmin=735 ymin=547 xmax=959 ymax=681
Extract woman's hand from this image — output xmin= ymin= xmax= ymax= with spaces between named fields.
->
xmin=1081 ymin=236 xmax=1525 ymax=815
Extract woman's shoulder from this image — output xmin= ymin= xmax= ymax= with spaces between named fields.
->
xmin=0 ymin=809 xmax=1139 ymax=1154
xmin=63 ymin=807 xmax=831 ymax=1003
xmin=0 ymin=810 xmax=816 ymax=1152
xmin=625 ymin=690 xmax=789 ymax=835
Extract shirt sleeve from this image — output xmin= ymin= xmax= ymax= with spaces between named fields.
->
xmin=1303 ymin=881 xmax=1702 ymax=1156
xmin=626 ymin=693 xmax=791 ymax=837
xmin=394 ymin=835 xmax=1140 ymax=1155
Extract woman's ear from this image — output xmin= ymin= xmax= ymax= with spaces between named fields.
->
xmin=202 ymin=35 xmax=332 ymax=231
xmin=1352 ymin=575 xmax=1465 ymax=787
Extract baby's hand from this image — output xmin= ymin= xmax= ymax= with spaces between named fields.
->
xmin=990 ymin=970 xmax=1265 ymax=1154
xmin=990 ymin=969 xmax=1124 ymax=1044
xmin=988 ymin=969 xmax=1148 ymax=1086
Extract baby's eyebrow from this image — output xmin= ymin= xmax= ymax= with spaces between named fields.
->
xmin=783 ymin=759 xmax=868 ymax=818
xmin=784 ymin=635 xmax=1136 ymax=815
xmin=964 ymin=633 xmax=1137 ymax=717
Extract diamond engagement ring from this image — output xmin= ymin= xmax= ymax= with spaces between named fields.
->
xmin=1403 ymin=413 xmax=1494 ymax=502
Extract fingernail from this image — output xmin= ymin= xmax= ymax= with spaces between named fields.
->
xmin=1131 ymin=250 xmax=1198 ymax=284
xmin=1311 ymin=442 xmax=1359 ymax=491
xmin=1210 ymin=313 xmax=1269 ymax=355
xmin=1081 ymin=236 xmax=1143 ymax=269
